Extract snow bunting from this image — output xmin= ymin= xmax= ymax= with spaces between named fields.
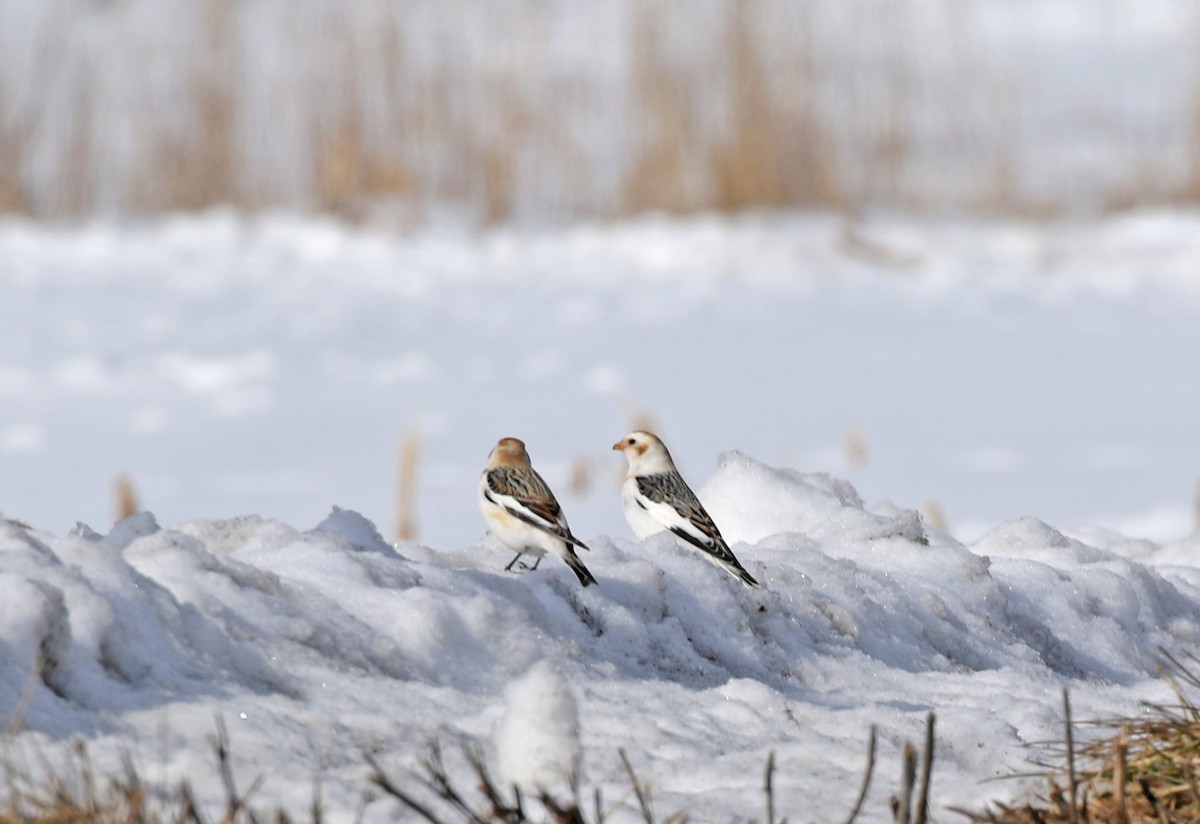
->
xmin=613 ymin=431 xmax=759 ymax=588
xmin=479 ymin=437 xmax=597 ymax=587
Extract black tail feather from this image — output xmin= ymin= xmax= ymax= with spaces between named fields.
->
xmin=564 ymin=550 xmax=597 ymax=587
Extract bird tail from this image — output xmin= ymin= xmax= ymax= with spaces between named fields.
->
xmin=720 ymin=557 xmax=759 ymax=588
xmin=563 ymin=548 xmax=597 ymax=587
xmin=731 ymin=563 xmax=759 ymax=588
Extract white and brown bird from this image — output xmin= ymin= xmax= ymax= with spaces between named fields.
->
xmin=479 ymin=437 xmax=597 ymax=587
xmin=613 ymin=430 xmax=758 ymax=588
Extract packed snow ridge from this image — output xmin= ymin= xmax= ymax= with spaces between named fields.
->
xmin=2 ymin=451 xmax=1199 ymax=821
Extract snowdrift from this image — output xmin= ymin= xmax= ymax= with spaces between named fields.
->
xmin=2 ymin=452 xmax=1198 ymax=820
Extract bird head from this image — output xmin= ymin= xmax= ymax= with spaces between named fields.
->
xmin=488 ymin=437 xmax=530 ymax=468
xmin=613 ymin=430 xmax=673 ymax=472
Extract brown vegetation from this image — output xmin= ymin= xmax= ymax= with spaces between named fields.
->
xmin=113 ymin=475 xmax=140 ymax=522
xmin=966 ymin=655 xmax=1200 ymax=824
xmin=396 ymin=429 xmax=421 ymax=542
xmin=3 ymin=1 xmax=1199 ymax=221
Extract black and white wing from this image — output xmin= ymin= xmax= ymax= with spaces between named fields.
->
xmin=634 ymin=471 xmax=758 ymax=586
xmin=484 ymin=466 xmax=589 ymax=550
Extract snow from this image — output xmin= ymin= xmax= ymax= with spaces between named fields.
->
xmin=495 ymin=660 xmax=583 ymax=790
xmin=1 ymin=209 xmax=1200 ymax=819
xmin=3 ymin=210 xmax=1200 ymax=546
xmin=2 ymin=458 xmax=1199 ymax=819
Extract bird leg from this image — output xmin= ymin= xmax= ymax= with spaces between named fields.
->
xmin=504 ymin=552 xmax=544 ymax=573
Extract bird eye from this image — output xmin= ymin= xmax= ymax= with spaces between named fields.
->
xmin=627 ymin=438 xmax=635 ymax=445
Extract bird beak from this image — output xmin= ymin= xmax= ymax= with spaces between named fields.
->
xmin=612 ymin=440 xmax=625 ymax=452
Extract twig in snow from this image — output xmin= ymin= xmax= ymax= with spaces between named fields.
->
xmin=891 ymin=742 xmax=917 ymax=824
xmin=365 ymin=750 xmax=451 ymax=824
xmin=1063 ymin=689 xmax=1078 ymax=824
xmin=764 ymin=750 xmax=776 ymax=824
xmin=914 ymin=712 xmax=934 ymax=824
xmin=843 ymin=724 xmax=876 ymax=824
xmin=619 ymin=749 xmax=655 ymax=824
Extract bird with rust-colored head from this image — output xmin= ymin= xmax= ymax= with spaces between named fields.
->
xmin=479 ymin=437 xmax=596 ymax=587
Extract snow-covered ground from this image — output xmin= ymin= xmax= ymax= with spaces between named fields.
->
xmin=2 ymin=210 xmax=1200 ymax=819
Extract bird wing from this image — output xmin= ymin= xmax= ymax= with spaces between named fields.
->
xmin=485 ymin=467 xmax=588 ymax=550
xmin=635 ymin=472 xmax=743 ymax=565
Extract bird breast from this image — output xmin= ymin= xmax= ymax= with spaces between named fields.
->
xmin=621 ymin=477 xmax=668 ymax=539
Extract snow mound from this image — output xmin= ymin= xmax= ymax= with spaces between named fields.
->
xmin=494 ymin=660 xmax=582 ymax=790
xmin=1 ymin=469 xmax=1199 ymax=820
xmin=0 ymin=514 xmax=284 ymax=736
xmin=701 ymin=450 xmax=871 ymax=544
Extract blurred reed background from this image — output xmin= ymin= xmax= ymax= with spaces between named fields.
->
xmin=1 ymin=0 xmax=1199 ymax=222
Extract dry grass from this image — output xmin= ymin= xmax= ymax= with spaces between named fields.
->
xmin=623 ymin=0 xmax=841 ymax=215
xmin=10 ymin=657 xmax=1200 ymax=823
xmin=1070 ymin=655 xmax=1200 ymax=823
xmin=0 ymin=718 xmax=317 ymax=824
xmin=711 ymin=3 xmax=840 ymax=211
xmin=138 ymin=0 xmax=236 ymax=213
xmin=367 ymin=715 xmax=935 ymax=824
xmin=567 ymin=456 xmax=591 ymax=497
xmin=0 ymin=62 xmax=32 ymax=214
xmin=966 ymin=654 xmax=1200 ymax=824
xmin=0 ymin=715 xmax=929 ymax=824
xmin=113 ymin=475 xmax=140 ymax=522
xmin=0 ymin=743 xmax=151 ymax=824
xmin=5 ymin=0 xmax=1199 ymax=221
xmin=622 ymin=0 xmax=702 ymax=215
xmin=921 ymin=500 xmax=947 ymax=533
xmin=396 ymin=428 xmax=421 ymax=543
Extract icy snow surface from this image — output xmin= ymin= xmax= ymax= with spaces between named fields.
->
xmin=2 ymin=210 xmax=1200 ymax=819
